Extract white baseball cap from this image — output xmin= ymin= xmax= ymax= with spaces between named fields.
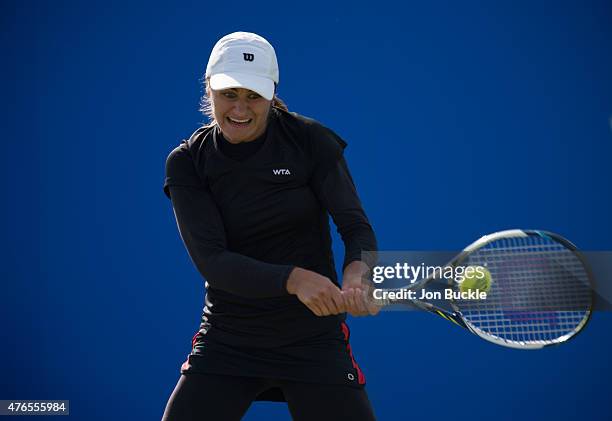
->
xmin=205 ymin=32 xmax=279 ymax=101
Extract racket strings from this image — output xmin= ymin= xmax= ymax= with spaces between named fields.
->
xmin=456 ymin=235 xmax=591 ymax=346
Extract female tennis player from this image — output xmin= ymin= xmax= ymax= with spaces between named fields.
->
xmin=161 ymin=32 xmax=379 ymax=421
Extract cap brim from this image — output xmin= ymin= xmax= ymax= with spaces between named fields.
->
xmin=209 ymin=72 xmax=275 ymax=101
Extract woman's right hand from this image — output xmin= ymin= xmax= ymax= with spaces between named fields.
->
xmin=286 ymin=267 xmax=345 ymax=316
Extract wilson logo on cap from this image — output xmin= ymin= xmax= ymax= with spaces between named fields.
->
xmin=243 ymin=53 xmax=254 ymax=61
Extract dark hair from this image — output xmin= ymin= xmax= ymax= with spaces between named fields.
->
xmin=200 ymin=78 xmax=288 ymax=126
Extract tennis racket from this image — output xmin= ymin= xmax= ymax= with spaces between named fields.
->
xmin=375 ymin=229 xmax=593 ymax=349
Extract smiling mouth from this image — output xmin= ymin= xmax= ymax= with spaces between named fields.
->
xmin=227 ymin=117 xmax=252 ymax=127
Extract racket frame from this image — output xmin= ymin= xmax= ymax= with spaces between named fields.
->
xmin=376 ymin=229 xmax=593 ymax=349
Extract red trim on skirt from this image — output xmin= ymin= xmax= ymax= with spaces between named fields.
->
xmin=340 ymin=322 xmax=366 ymax=385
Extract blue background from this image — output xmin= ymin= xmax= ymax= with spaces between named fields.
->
xmin=2 ymin=0 xmax=611 ymax=420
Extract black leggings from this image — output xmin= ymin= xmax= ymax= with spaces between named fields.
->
xmin=161 ymin=373 xmax=377 ymax=421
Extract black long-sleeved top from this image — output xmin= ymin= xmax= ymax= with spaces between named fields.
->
xmin=164 ymin=107 xmax=377 ymax=349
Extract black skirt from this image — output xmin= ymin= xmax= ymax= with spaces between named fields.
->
xmin=179 ymin=320 xmax=366 ymax=402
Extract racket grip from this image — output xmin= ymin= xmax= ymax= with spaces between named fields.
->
xmin=359 ymin=288 xmax=388 ymax=307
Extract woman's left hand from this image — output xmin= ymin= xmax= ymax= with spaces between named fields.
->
xmin=341 ymin=260 xmax=380 ymax=317
xmin=341 ymin=285 xmax=380 ymax=317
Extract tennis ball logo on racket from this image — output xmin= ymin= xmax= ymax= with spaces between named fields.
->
xmin=459 ymin=266 xmax=492 ymax=293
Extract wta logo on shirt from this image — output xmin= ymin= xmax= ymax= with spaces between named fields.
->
xmin=272 ymin=169 xmax=291 ymax=175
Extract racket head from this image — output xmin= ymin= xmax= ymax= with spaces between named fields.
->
xmin=449 ymin=229 xmax=593 ymax=349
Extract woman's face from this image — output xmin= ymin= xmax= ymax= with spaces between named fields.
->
xmin=210 ymin=87 xmax=272 ymax=143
